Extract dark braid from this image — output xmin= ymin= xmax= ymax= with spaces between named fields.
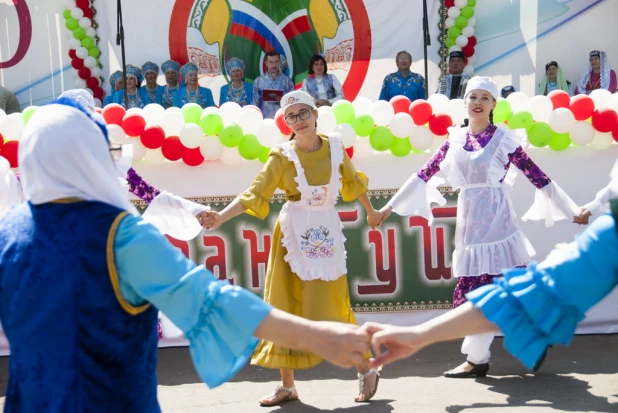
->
xmin=489 ymin=109 xmax=494 ymax=124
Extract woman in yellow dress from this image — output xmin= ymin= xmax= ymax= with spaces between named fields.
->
xmin=201 ymin=91 xmax=383 ymax=406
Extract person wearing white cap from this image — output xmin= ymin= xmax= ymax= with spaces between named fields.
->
xmin=199 ymin=90 xmax=384 ymax=405
xmin=379 ymin=76 xmax=581 ymax=378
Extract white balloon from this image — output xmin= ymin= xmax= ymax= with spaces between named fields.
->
xmin=466 ymin=54 xmax=476 ymax=65
xmin=455 ymin=35 xmax=468 ymax=48
xmin=427 ymin=93 xmax=450 ymax=115
xmin=64 ymin=0 xmax=76 ymax=8
xmin=143 ymin=103 xmax=166 ymax=125
xmin=445 ymin=18 xmax=456 ymax=29
xmin=454 ymin=0 xmax=468 ymax=8
xmin=527 ymin=95 xmax=553 ymax=122
xmin=159 ymin=110 xmax=185 ymax=137
xmin=106 ymin=124 xmax=127 ymax=145
xmin=389 ymin=113 xmax=415 ymax=138
xmin=352 ymin=97 xmax=373 ymax=115
xmin=202 ymin=106 xmax=219 ymax=116
xmin=219 ymin=102 xmax=242 ymax=124
xmin=66 ymin=29 xmax=75 ymax=39
xmin=220 ymin=147 xmax=242 ymax=166
xmin=70 ymin=7 xmax=84 ymax=19
xmin=93 ymin=98 xmax=102 ymax=108
xmin=200 ymin=136 xmax=225 ymax=160
xmin=548 ymin=108 xmax=576 ymax=134
xmin=352 ymin=137 xmax=374 ymax=159
xmin=370 ymin=100 xmax=395 ymax=126
xmin=611 ymin=93 xmax=618 ymax=112
xmin=590 ymin=89 xmax=612 ymax=110
xmin=85 ymin=88 xmax=94 ymax=96
xmin=317 ymin=111 xmax=337 ymax=134
xmin=468 ymin=16 xmax=476 ymax=27
xmin=0 ymin=114 xmax=25 ymax=141
xmin=0 ymin=157 xmax=10 ymax=176
xmin=127 ymin=137 xmax=146 ymax=161
xmin=448 ymin=45 xmax=462 ymax=54
xmin=126 ymin=107 xmax=143 ymax=116
xmin=79 ymin=17 xmax=92 ymax=29
xmin=256 ymin=119 xmax=282 ymax=147
xmin=447 ymin=99 xmax=466 ymax=125
xmin=409 ymin=126 xmax=434 ymax=151
xmin=68 ymin=38 xmax=81 ymax=49
xmin=73 ymin=78 xmax=87 ymax=89
xmin=462 ymin=26 xmax=475 ymax=38
xmin=237 ymin=107 xmax=263 ymax=135
xmin=76 ymin=47 xmax=89 ymax=59
xmin=86 ymin=27 xmax=96 ymax=37
xmin=0 ymin=108 xmax=5 ymax=122
xmin=506 ymin=92 xmax=529 ymax=113
xmin=463 ymin=65 xmax=475 ymax=76
xmin=143 ymin=148 xmax=165 ymax=165
xmin=569 ymin=121 xmax=595 ymax=145
xmin=84 ymin=56 xmax=97 ymax=68
xmin=335 ymin=123 xmax=357 ymax=148
xmin=590 ymin=131 xmax=613 ymax=150
xmin=447 ymin=6 xmax=461 ymax=18
xmin=179 ymin=124 xmax=205 ymax=149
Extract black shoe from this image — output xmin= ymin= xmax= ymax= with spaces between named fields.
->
xmin=532 ymin=345 xmax=552 ymax=373
xmin=444 ymin=361 xmax=489 ymax=378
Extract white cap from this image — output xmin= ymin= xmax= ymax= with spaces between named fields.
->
xmin=59 ymin=89 xmax=96 ymax=110
xmin=280 ymin=90 xmax=316 ymax=115
xmin=464 ymin=76 xmax=499 ymax=100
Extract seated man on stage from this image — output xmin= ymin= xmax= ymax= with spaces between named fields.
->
xmin=435 ymin=51 xmax=471 ymax=99
xmin=379 ymin=51 xmax=426 ymax=102
xmin=252 ymin=51 xmax=295 ymax=119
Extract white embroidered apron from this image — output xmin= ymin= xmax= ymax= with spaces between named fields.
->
xmin=278 ymin=135 xmax=347 ymax=282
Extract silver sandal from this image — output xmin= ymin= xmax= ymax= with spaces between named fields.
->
xmin=355 ymin=367 xmax=382 ymax=403
xmin=259 ymin=384 xmax=299 ymax=407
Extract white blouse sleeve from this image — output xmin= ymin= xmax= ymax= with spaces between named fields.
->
xmin=142 ymin=190 xmax=210 ymax=241
xmin=387 ymin=175 xmax=447 ymax=225
xmin=583 ymin=184 xmax=614 ymax=215
xmin=329 ymin=76 xmax=345 ymax=104
xmin=521 ymin=181 xmax=580 ymax=227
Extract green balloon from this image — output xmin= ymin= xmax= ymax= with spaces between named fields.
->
xmin=468 ymin=0 xmax=477 ymax=6
xmin=549 ymin=132 xmax=571 ymax=151
xmin=332 ymin=101 xmax=355 ymax=124
xmin=73 ymin=27 xmax=86 ymax=40
xmin=181 ymin=103 xmax=202 ymax=124
xmin=445 ymin=37 xmax=456 ymax=49
xmin=88 ymin=47 xmax=100 ymax=58
xmin=219 ymin=123 xmax=244 ymax=147
xmin=493 ymin=99 xmax=512 ymax=123
xmin=352 ymin=114 xmax=375 ymax=137
xmin=22 ymin=106 xmax=38 ymax=124
xmin=508 ymin=111 xmax=534 ymax=130
xmin=258 ymin=146 xmax=271 ymax=163
xmin=65 ymin=18 xmax=79 ymax=31
xmin=455 ymin=16 xmax=469 ymax=29
xmin=238 ymin=134 xmax=262 ymax=160
xmin=461 ymin=6 xmax=475 ymax=18
xmin=447 ymin=26 xmax=461 ymax=39
xmin=199 ymin=112 xmax=224 ymax=135
xmin=81 ymin=36 xmax=95 ymax=49
xmin=63 ymin=9 xmax=72 ymax=19
xmin=390 ymin=137 xmax=412 ymax=157
xmin=369 ymin=126 xmax=394 ymax=151
xmin=527 ymin=121 xmax=554 ymax=147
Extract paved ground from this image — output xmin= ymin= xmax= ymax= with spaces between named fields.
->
xmin=1 ymin=335 xmax=617 ymax=412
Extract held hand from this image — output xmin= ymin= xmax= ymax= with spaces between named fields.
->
xmin=573 ymin=208 xmax=591 ymax=225
xmin=367 ymin=209 xmax=383 ymax=229
xmin=197 ymin=211 xmax=224 ymax=230
xmin=361 ymin=322 xmax=430 ymax=369
xmin=379 ymin=206 xmax=393 ymax=222
xmin=305 ymin=322 xmax=372 ymax=369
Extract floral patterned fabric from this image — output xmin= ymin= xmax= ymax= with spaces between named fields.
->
xmin=452 ymin=265 xmax=526 ymax=308
xmin=126 ymin=168 xmax=160 ymax=203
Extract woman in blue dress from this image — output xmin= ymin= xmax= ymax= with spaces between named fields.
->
xmin=160 ymin=59 xmax=181 ymax=109
xmin=219 ymin=57 xmax=253 ymax=107
xmin=173 ymin=62 xmax=215 ymax=109
xmin=140 ymin=61 xmax=164 ymax=105
xmin=103 ymin=70 xmax=124 ymax=107
xmin=113 ymin=65 xmax=146 ymax=109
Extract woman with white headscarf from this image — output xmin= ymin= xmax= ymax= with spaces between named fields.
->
xmin=574 ymin=50 xmax=617 ymax=94
xmin=0 ymin=97 xmax=373 ymax=412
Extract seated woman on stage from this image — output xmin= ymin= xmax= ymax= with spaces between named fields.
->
xmin=301 ymin=54 xmax=344 ymax=107
xmin=538 ymin=61 xmax=573 ymax=96
xmin=112 ymin=65 xmax=146 ymax=109
xmin=103 ymin=71 xmax=123 ymax=107
xmin=574 ymin=50 xmax=617 ymax=94
xmin=173 ymin=63 xmax=215 ymax=109
xmin=219 ymin=57 xmax=253 ymax=107
xmin=160 ymin=60 xmax=181 ymax=109
xmin=140 ymin=61 xmax=164 ymax=105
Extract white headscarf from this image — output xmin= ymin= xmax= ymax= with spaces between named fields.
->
xmin=577 ymin=51 xmax=612 ymax=93
xmin=19 ymin=100 xmax=137 ymax=214
xmin=0 ymin=157 xmax=23 ymax=218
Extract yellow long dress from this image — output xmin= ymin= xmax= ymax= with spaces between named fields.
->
xmin=237 ymin=135 xmax=368 ymax=370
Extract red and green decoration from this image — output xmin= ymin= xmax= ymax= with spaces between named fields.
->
xmin=62 ymin=0 xmax=105 ymax=106
xmin=441 ymin=0 xmax=477 ymax=76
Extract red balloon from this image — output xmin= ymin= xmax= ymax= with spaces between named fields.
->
xmin=1 ymin=141 xmax=19 ymax=168
xmin=182 ymin=147 xmax=204 ymax=166
xmin=444 ymin=0 xmax=455 ymax=7
xmin=275 ymin=112 xmax=292 ymax=135
xmin=409 ymin=99 xmax=433 ymax=125
xmin=548 ymin=90 xmax=570 ymax=109
xmin=161 ymin=136 xmax=186 ymax=161
xmin=71 ymin=58 xmax=84 ymax=69
xmin=121 ymin=113 xmax=146 ymax=137
xmin=345 ymin=146 xmax=354 ymax=159
xmin=68 ymin=49 xmax=77 ymax=60
xmin=428 ymin=114 xmax=453 ymax=136
xmin=0 ymin=132 xmax=4 ymax=149
xmin=462 ymin=45 xmax=475 ymax=58
xmin=86 ymin=77 xmax=99 ymax=89
xmin=467 ymin=36 xmax=477 ymax=47
xmin=76 ymin=0 xmax=90 ymax=11
xmin=102 ymin=103 xmax=126 ymax=126
xmin=591 ymin=109 xmax=618 ymax=134
xmin=82 ymin=8 xmax=94 ymax=19
xmin=390 ymin=95 xmax=411 ymax=114
xmin=612 ymin=126 xmax=618 ymax=143
xmin=140 ymin=125 xmax=166 ymax=149
xmin=569 ymin=95 xmax=595 ymax=121
xmin=78 ymin=67 xmax=91 ymax=80
xmin=92 ymin=86 xmax=104 ymax=100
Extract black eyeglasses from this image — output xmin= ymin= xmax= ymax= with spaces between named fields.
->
xmin=285 ymin=109 xmax=312 ymax=124
xmin=109 ymin=144 xmax=122 ymax=160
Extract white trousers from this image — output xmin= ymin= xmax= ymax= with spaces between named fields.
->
xmin=461 ymin=332 xmax=495 ymax=364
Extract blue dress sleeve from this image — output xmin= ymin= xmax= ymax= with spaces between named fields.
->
xmin=103 ymin=95 xmax=113 ymax=107
xmin=219 ymin=85 xmax=228 ymax=106
xmin=172 ymin=88 xmax=184 ymax=108
xmin=245 ymin=83 xmax=254 ymax=105
xmin=154 ymin=86 xmax=164 ymax=105
xmin=466 ymin=214 xmax=618 ymax=369
xmin=113 ymin=214 xmax=272 ymax=388
xmin=201 ymin=87 xmax=215 ymax=108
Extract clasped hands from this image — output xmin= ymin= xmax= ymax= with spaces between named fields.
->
xmin=573 ymin=208 xmax=591 ymax=225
